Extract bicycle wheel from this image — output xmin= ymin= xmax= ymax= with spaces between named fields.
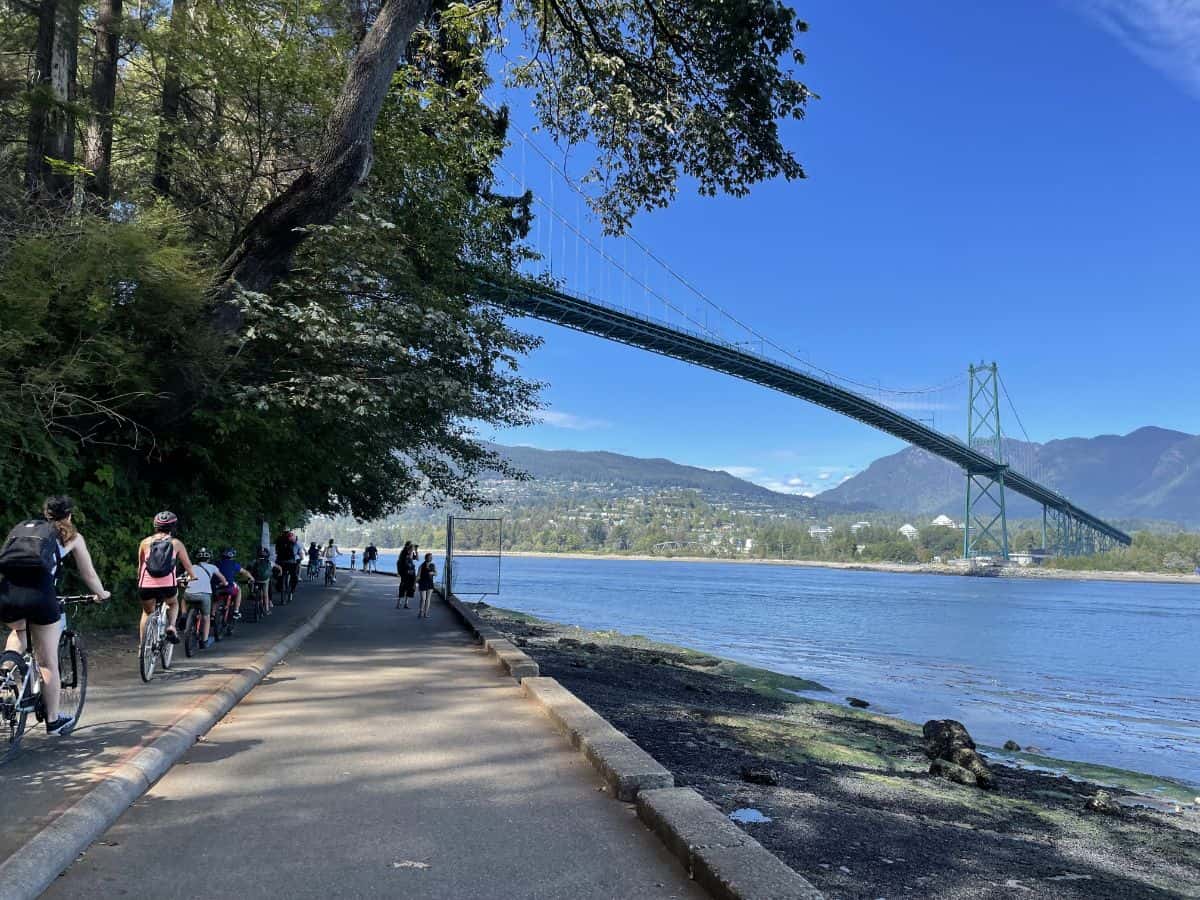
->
xmin=0 ymin=651 xmax=29 ymax=762
xmin=183 ymin=608 xmax=199 ymax=657
xmin=159 ymin=625 xmax=174 ymax=670
xmin=58 ymin=631 xmax=87 ymax=728
xmin=211 ymin=602 xmax=224 ymax=642
xmin=139 ymin=620 xmax=158 ymax=682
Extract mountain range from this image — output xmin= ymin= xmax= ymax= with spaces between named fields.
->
xmin=485 ymin=443 xmax=817 ymax=513
xmin=491 ymin=426 xmax=1200 ymax=527
xmin=819 ymin=426 xmax=1200 ymax=526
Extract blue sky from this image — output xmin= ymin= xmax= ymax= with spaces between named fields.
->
xmin=482 ymin=0 xmax=1200 ymax=497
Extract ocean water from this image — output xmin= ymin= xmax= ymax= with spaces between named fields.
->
xmin=429 ymin=554 xmax=1200 ymax=786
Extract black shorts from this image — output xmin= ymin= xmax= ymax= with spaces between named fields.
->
xmin=0 ymin=572 xmax=59 ymax=626
xmin=139 ymin=586 xmax=177 ymax=603
xmin=399 ymin=581 xmax=415 ymax=598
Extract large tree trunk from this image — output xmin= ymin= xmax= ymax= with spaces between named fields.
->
xmin=151 ymin=0 xmax=188 ymax=197
xmin=210 ymin=0 xmax=432 ymax=322
xmin=25 ymin=0 xmax=79 ymax=200
xmin=83 ymin=0 xmax=121 ymax=201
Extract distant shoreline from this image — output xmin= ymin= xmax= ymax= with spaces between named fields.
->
xmin=351 ymin=547 xmax=1200 ymax=585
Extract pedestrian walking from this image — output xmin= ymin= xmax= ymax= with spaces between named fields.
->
xmin=350 ymin=549 xmax=357 ymax=571
xmin=418 ymin=553 xmax=437 ymax=618
xmin=397 ymin=541 xmax=415 ymax=609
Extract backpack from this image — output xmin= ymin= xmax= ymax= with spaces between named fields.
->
xmin=0 ymin=519 xmax=61 ymax=577
xmin=144 ymin=537 xmax=177 ymax=578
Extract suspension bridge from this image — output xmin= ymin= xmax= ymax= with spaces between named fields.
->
xmin=479 ymin=121 xmax=1132 ymax=560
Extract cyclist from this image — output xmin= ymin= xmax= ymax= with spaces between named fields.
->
xmin=322 ymin=538 xmax=340 ymax=583
xmin=307 ymin=542 xmax=320 ymax=575
xmin=215 ymin=548 xmax=247 ymax=620
xmin=188 ymin=548 xmax=229 ymax=649
xmin=247 ymin=547 xmax=277 ymax=615
xmin=1 ymin=496 xmax=110 ymax=736
xmin=138 ymin=511 xmax=201 ymax=652
xmin=273 ymin=530 xmax=300 ymax=599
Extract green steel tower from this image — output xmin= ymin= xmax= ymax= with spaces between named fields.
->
xmin=963 ymin=362 xmax=1009 ymax=560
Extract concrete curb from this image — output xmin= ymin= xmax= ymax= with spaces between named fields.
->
xmin=637 ymin=788 xmax=824 ymax=900
xmin=522 ymin=676 xmax=673 ymax=801
xmin=0 ymin=581 xmax=353 ymax=900
xmin=442 ymin=592 xmax=540 ymax=682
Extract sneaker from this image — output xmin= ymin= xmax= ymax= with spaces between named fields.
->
xmin=233 ymin=611 xmax=242 ymax=620
xmin=165 ymin=628 xmax=181 ymax=645
xmin=200 ymin=637 xmax=214 ymax=650
xmin=46 ymin=714 xmax=75 ymax=736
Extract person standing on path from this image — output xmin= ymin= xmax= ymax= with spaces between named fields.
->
xmin=350 ymin=549 xmax=357 ymax=572
xmin=397 ymin=541 xmax=415 ymax=609
xmin=417 ymin=553 xmax=437 ymax=618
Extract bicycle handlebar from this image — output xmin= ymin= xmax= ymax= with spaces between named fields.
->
xmin=57 ymin=594 xmax=101 ymax=605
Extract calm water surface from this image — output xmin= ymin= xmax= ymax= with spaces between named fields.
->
xmin=442 ymin=555 xmax=1200 ymax=786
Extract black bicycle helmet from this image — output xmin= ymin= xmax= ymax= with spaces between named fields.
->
xmin=256 ymin=546 xmax=270 ymax=559
xmin=221 ymin=547 xmax=236 ymax=560
xmin=153 ymin=510 xmax=178 ymax=530
xmin=194 ymin=546 xmax=212 ymax=562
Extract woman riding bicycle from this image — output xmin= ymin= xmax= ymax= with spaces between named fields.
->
xmin=137 ymin=511 xmax=200 ymax=649
xmin=1 ymin=496 xmax=110 ymax=736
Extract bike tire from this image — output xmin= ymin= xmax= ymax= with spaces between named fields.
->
xmin=160 ymin=629 xmax=174 ymax=670
xmin=183 ymin=608 xmax=199 ymax=658
xmin=139 ymin=623 xmax=157 ymax=682
xmin=0 ymin=651 xmax=29 ymax=762
xmin=58 ymin=631 xmax=88 ymax=729
xmin=211 ymin=601 xmax=224 ymax=642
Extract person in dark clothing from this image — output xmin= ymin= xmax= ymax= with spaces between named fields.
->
xmin=417 ymin=553 xmax=437 ymax=618
xmin=396 ymin=541 xmax=415 ymax=609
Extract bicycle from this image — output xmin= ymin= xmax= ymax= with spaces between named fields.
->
xmin=245 ymin=579 xmax=268 ymax=623
xmin=140 ymin=583 xmax=183 ymax=682
xmin=1 ymin=595 xmax=97 ymax=761
xmin=305 ymin=559 xmax=321 ymax=582
xmin=210 ymin=585 xmax=236 ymax=642
xmin=324 ymin=560 xmax=335 ymax=587
xmin=276 ymin=563 xmax=298 ymax=606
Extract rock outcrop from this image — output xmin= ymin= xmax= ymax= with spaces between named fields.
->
xmin=923 ymin=719 xmax=995 ymax=789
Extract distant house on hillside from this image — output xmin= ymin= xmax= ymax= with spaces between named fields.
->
xmin=930 ymin=514 xmax=957 ymax=528
xmin=850 ymin=521 xmax=872 ymax=534
xmin=899 ymin=523 xmax=919 ymax=542
xmin=808 ymin=526 xmax=834 ymax=543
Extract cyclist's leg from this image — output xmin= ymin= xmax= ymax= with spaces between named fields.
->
xmin=3 ymin=619 xmax=25 ymax=655
xmin=28 ymin=620 xmax=62 ymax=720
xmin=139 ymin=597 xmax=156 ymax=644
xmin=165 ymin=592 xmax=180 ymax=638
xmin=230 ymin=584 xmax=242 ymax=615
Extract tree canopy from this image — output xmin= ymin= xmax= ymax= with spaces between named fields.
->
xmin=0 ymin=0 xmax=811 ymax=597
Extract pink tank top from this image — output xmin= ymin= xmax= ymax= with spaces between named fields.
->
xmin=138 ymin=539 xmax=177 ymax=589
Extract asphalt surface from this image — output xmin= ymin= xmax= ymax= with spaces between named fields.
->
xmin=44 ymin=578 xmax=705 ymax=899
xmin=0 ymin=573 xmax=340 ymax=862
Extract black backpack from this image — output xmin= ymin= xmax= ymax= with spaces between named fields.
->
xmin=0 ymin=519 xmax=61 ymax=577
xmin=144 ymin=537 xmax=177 ymax=578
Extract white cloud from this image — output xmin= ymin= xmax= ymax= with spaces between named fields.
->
xmin=717 ymin=466 xmax=760 ymax=479
xmin=817 ymin=472 xmax=832 ymax=481
xmin=1073 ymin=0 xmax=1200 ymax=97
xmin=539 ymin=410 xmax=610 ymax=431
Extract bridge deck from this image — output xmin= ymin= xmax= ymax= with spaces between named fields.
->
xmin=480 ymin=280 xmax=1130 ymax=547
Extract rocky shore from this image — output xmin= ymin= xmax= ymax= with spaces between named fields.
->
xmin=476 ymin=604 xmax=1200 ymax=899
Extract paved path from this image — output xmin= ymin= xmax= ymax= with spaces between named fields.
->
xmin=45 ymin=578 xmax=704 ymax=899
xmin=0 ymin=575 xmax=341 ymax=862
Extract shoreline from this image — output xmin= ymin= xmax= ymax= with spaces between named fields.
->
xmin=475 ymin=603 xmax=1200 ymax=898
xmin=459 ymin=549 xmax=1200 ymax=585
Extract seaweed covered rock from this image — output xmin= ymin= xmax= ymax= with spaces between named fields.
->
xmin=923 ymin=719 xmax=996 ymax=790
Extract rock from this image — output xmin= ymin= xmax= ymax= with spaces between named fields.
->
xmin=930 ymin=758 xmax=978 ymax=787
xmin=847 ymin=697 xmax=870 ymax=708
xmin=570 ymin=660 xmax=592 ymax=669
xmin=1003 ymin=740 xmax=1021 ymax=752
xmin=557 ymin=637 xmax=581 ymax=648
xmin=582 ymin=642 xmax=600 ymax=652
xmin=923 ymin=719 xmax=995 ymax=789
xmin=514 ymin=637 xmax=528 ymax=647
xmin=1085 ymin=791 xmax=1121 ymax=815
xmin=739 ymin=765 xmax=780 ymax=786
xmin=475 ymin=601 xmax=490 ymax=608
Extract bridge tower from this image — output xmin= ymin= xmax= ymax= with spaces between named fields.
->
xmin=963 ymin=362 xmax=1009 ymax=560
